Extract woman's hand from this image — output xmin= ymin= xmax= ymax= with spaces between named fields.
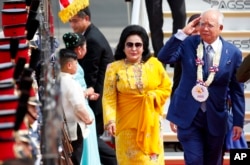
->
xmin=88 ymin=93 xmax=100 ymax=100
xmin=105 ymin=121 xmax=116 ymax=136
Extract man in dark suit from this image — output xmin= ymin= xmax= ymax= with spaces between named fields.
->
xmin=145 ymin=0 xmax=186 ymax=57
xmin=158 ymin=8 xmax=245 ymax=165
xmin=69 ymin=7 xmax=117 ymax=165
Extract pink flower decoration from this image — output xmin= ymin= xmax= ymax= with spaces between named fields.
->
xmin=209 ymin=66 xmax=219 ymax=72
xmin=195 ymin=58 xmax=204 ymax=66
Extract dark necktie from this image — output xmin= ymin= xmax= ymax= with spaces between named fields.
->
xmin=206 ymin=45 xmax=213 ymax=68
xmin=200 ymin=45 xmax=213 ymax=112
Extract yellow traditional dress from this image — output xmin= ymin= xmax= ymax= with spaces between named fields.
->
xmin=103 ymin=57 xmax=172 ymax=165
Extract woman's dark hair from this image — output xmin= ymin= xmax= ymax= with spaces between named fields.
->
xmin=114 ymin=25 xmax=151 ymax=62
xmin=62 ymin=32 xmax=86 ymax=50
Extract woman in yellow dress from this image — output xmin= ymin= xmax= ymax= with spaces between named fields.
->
xmin=102 ymin=25 xmax=172 ymax=165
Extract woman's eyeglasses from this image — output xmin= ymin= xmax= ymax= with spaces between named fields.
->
xmin=125 ymin=42 xmax=143 ymax=48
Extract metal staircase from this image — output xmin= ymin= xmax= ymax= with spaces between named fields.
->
xmin=163 ymin=0 xmax=250 ymax=57
xmin=130 ymin=0 xmax=250 ymax=56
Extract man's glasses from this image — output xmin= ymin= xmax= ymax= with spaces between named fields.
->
xmin=125 ymin=42 xmax=143 ymax=48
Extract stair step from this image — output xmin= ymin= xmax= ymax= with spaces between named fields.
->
xmin=163 ymin=111 xmax=250 ymax=143
xmin=157 ymin=31 xmax=250 ymax=57
xmin=164 ymin=152 xmax=230 ymax=160
xmin=164 ymin=152 xmax=230 ymax=165
xmin=162 ymin=31 xmax=250 ymax=38
xmin=163 ymin=11 xmax=250 ymax=18
xmin=245 ymin=91 xmax=250 ymax=98
xmin=218 ymin=31 xmax=250 ymax=38
xmin=242 ymin=51 xmax=250 ymax=58
xmin=163 ymin=132 xmax=250 ymax=143
xmin=162 ymin=111 xmax=250 ymax=121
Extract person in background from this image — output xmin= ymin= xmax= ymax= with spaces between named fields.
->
xmin=170 ymin=13 xmax=200 ymax=133
xmin=236 ymin=54 xmax=250 ymax=83
xmin=62 ymin=32 xmax=99 ymax=100
xmin=68 ymin=7 xmax=117 ymax=165
xmin=145 ymin=0 xmax=186 ymax=57
xmin=59 ymin=48 xmax=93 ymax=165
xmin=62 ymin=32 xmax=101 ymax=165
xmin=102 ymin=25 xmax=172 ymax=165
xmin=158 ymin=8 xmax=245 ymax=165
xmin=26 ymin=88 xmax=42 ymax=165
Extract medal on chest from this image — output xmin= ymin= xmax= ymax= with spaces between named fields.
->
xmin=191 ymin=84 xmax=209 ymax=102
xmin=191 ymin=43 xmax=221 ymax=102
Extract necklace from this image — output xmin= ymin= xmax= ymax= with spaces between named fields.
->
xmin=124 ymin=59 xmax=143 ymax=93
xmin=191 ymin=42 xmax=222 ymax=102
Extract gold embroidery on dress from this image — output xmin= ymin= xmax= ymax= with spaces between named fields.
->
xmin=124 ymin=59 xmax=143 ymax=94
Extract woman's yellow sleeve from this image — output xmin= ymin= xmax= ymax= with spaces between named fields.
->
xmin=102 ymin=63 xmax=117 ymax=127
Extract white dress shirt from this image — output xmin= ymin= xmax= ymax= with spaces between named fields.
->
xmin=60 ymin=72 xmax=89 ymax=141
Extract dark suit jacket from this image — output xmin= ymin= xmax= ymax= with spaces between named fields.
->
xmin=236 ymin=54 xmax=250 ymax=82
xmin=158 ymin=35 xmax=245 ymax=136
xmin=78 ymin=23 xmax=114 ymax=134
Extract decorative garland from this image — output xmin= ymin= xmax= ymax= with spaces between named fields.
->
xmin=196 ymin=43 xmax=221 ymax=86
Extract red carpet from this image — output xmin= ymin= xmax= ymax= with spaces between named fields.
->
xmin=165 ymin=158 xmax=229 ymax=165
